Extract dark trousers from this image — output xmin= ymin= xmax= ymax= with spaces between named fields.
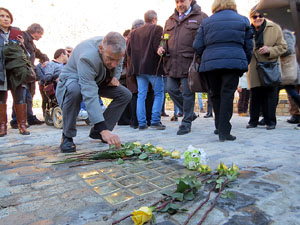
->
xmin=238 ymin=89 xmax=250 ymax=113
xmin=167 ymin=77 xmax=195 ymax=128
xmin=62 ymin=81 xmax=131 ymax=137
xmin=0 ymin=86 xmax=26 ymax=104
xmin=130 ymin=92 xmax=154 ymax=127
xmin=207 ymin=70 xmax=241 ymax=137
xmin=207 ymin=90 xmax=213 ymax=114
xmin=249 ymin=86 xmax=278 ymax=126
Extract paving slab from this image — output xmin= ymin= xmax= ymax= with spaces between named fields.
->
xmin=0 ymin=110 xmax=299 ymax=225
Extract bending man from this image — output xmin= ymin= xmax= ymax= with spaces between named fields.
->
xmin=56 ymin=32 xmax=132 ymax=153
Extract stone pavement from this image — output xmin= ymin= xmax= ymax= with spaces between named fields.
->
xmin=0 ymin=110 xmax=300 ymax=225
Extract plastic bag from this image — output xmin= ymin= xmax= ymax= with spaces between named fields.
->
xmin=183 ymin=145 xmax=208 ymax=170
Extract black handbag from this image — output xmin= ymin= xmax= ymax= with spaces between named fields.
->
xmin=188 ymin=54 xmax=208 ymax=92
xmin=254 ymin=51 xmax=282 ymax=87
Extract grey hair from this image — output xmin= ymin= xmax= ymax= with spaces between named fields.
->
xmin=131 ymin=19 xmax=145 ymax=30
xmin=102 ymin=32 xmax=126 ymax=54
xmin=27 ymin=23 xmax=44 ymax=34
xmin=144 ymin=10 xmax=157 ymax=23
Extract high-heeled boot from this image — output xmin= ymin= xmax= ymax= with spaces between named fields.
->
xmin=15 ymin=104 xmax=30 ymax=135
xmin=0 ymin=104 xmax=7 ymax=137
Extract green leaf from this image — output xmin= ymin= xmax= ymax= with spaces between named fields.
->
xmin=216 ymin=178 xmax=225 ymax=184
xmin=206 ymin=179 xmax=214 ymax=184
xmin=169 ymin=203 xmax=181 ymax=210
xmin=184 ymin=191 xmax=195 ymax=201
xmin=176 ymin=180 xmax=190 ymax=193
xmin=216 ymin=183 xmax=221 ymax=189
xmin=195 ymin=180 xmax=202 ymax=188
xmin=226 ymin=191 xmax=235 ymax=199
xmin=159 ymin=204 xmax=170 ymax=212
xmin=178 ymin=208 xmax=189 ymax=212
xmin=116 ymin=158 xmax=124 ymax=165
xmin=133 ymin=148 xmax=142 ymax=154
xmin=167 ymin=207 xmax=177 ymax=215
xmin=221 ymin=193 xmax=228 ymax=199
xmin=170 ymin=192 xmax=184 ymax=201
xmin=161 ymin=190 xmax=173 ymax=197
xmin=151 ymin=213 xmax=156 ymax=224
xmin=139 ymin=153 xmax=148 ymax=160
xmin=125 ymin=150 xmax=134 ymax=156
xmin=110 ymin=145 xmax=116 ymax=150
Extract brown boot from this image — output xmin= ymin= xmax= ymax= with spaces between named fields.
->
xmin=15 ymin=104 xmax=30 ymax=135
xmin=0 ymin=104 xmax=7 ymax=137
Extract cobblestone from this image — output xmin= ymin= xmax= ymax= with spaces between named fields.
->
xmin=0 ymin=110 xmax=299 ymax=224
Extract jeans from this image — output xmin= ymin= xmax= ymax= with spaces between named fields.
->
xmin=197 ymin=92 xmax=203 ymax=110
xmin=136 ymin=74 xmax=164 ymax=126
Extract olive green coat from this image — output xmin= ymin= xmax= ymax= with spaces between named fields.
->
xmin=247 ymin=20 xmax=287 ymax=89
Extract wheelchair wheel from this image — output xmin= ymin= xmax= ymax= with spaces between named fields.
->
xmin=53 ymin=107 xmax=63 ymax=129
xmin=45 ymin=110 xmax=54 ymax=126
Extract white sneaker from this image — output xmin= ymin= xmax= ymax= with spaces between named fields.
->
xmin=77 ymin=109 xmax=88 ymax=120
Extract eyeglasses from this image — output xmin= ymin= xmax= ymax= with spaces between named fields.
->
xmin=66 ymin=50 xmax=72 ymax=53
xmin=252 ymin=15 xmax=263 ymax=19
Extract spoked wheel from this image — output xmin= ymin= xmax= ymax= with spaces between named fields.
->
xmin=52 ymin=107 xmax=63 ymax=129
xmin=44 ymin=110 xmax=54 ymax=126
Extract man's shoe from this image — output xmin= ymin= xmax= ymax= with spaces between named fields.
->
xmin=287 ymin=115 xmax=299 ymax=124
xmin=177 ymin=113 xmax=183 ymax=117
xmin=204 ymin=113 xmax=213 ymax=118
xmin=219 ymin=134 xmax=236 ymax=142
xmin=161 ymin=112 xmax=169 ymax=117
xmin=139 ymin=125 xmax=148 ymax=130
xmin=89 ymin=127 xmax=107 ymax=143
xmin=28 ymin=116 xmax=44 ymax=125
xmin=10 ymin=120 xmax=18 ymax=129
xmin=266 ymin=125 xmax=276 ymax=130
xmin=170 ymin=115 xmax=178 ymax=121
xmin=150 ymin=122 xmax=166 ymax=130
xmin=130 ymin=124 xmax=138 ymax=129
xmin=246 ymin=124 xmax=257 ymax=128
xmin=214 ymin=129 xmax=219 ymax=135
xmin=177 ymin=125 xmax=191 ymax=135
xmin=257 ymin=118 xmax=265 ymax=126
xmin=192 ymin=113 xmax=198 ymax=121
xmin=60 ymin=134 xmax=76 ymax=153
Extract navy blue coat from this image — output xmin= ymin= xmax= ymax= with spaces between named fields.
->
xmin=193 ymin=9 xmax=253 ymax=73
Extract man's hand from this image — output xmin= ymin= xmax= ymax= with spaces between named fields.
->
xmin=108 ymin=77 xmax=120 ymax=87
xmin=157 ymin=46 xmax=165 ymax=56
xmin=258 ymin=46 xmax=270 ymax=55
xmin=100 ymin=130 xmax=121 ymax=148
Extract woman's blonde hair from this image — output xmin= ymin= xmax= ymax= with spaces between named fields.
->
xmin=249 ymin=5 xmax=258 ymax=18
xmin=212 ymin=0 xmax=237 ymax=14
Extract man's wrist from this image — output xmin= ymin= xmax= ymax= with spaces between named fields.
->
xmin=94 ymin=121 xmax=107 ymax=133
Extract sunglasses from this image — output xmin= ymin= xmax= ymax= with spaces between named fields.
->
xmin=252 ymin=15 xmax=263 ymax=19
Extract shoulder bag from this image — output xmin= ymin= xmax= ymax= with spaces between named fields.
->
xmin=188 ymin=54 xmax=208 ymax=92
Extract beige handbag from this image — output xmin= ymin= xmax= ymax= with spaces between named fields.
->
xmin=280 ymin=54 xmax=298 ymax=85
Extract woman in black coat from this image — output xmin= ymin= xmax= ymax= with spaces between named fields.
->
xmin=193 ymin=0 xmax=253 ymax=142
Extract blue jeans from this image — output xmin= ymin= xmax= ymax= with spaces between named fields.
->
xmin=197 ymin=92 xmax=203 ymax=110
xmin=136 ymin=74 xmax=164 ymax=126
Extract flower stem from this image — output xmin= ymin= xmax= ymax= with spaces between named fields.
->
xmin=183 ymin=182 xmax=217 ymax=225
xmin=197 ymin=179 xmax=229 ymax=225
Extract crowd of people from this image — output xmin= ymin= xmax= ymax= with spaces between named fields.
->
xmin=0 ymin=0 xmax=299 ymax=152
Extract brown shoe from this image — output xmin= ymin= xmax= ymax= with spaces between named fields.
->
xmin=0 ymin=104 xmax=7 ymax=137
xmin=15 ymin=104 xmax=30 ymax=135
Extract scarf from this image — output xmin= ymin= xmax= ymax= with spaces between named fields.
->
xmin=253 ymin=19 xmax=266 ymax=50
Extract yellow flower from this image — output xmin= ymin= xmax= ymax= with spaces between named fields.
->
xmin=163 ymin=33 xmax=170 ymax=40
xmin=171 ymin=150 xmax=180 ymax=159
xmin=217 ymin=163 xmax=228 ymax=175
xmin=133 ymin=141 xmax=141 ymax=147
xmin=156 ymin=146 xmax=164 ymax=153
xmin=232 ymin=164 xmax=239 ymax=172
xmin=145 ymin=142 xmax=151 ymax=147
xmin=198 ymin=165 xmax=211 ymax=174
xmin=162 ymin=150 xmax=171 ymax=156
xmin=132 ymin=206 xmax=153 ymax=225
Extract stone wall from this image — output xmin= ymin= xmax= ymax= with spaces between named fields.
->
xmin=165 ymin=91 xmax=290 ymax=116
